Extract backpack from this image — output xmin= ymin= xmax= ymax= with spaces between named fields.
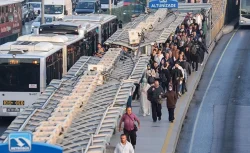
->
xmin=191 ymin=44 xmax=197 ymax=55
xmin=160 ymin=72 xmax=167 ymax=82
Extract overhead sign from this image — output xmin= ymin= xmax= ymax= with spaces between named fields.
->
xmin=149 ymin=0 xmax=178 ymax=9
xmin=0 ymin=132 xmax=63 ymax=153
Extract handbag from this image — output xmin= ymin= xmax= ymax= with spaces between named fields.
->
xmin=127 ymin=114 xmax=138 ymax=131
xmin=158 ymin=98 xmax=164 ymax=104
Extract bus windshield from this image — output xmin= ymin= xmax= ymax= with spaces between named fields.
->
xmin=76 ymin=2 xmax=95 ymax=9
xmin=0 ymin=58 xmax=40 ymax=92
xmin=29 ymin=3 xmax=41 ymax=8
xmin=45 ymin=5 xmax=63 ymax=14
xmin=241 ymin=0 xmax=250 ymax=14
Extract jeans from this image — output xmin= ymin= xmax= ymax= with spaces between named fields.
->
xmin=127 ymin=96 xmax=132 ymax=107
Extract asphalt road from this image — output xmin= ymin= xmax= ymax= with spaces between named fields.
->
xmin=176 ymin=28 xmax=250 ymax=153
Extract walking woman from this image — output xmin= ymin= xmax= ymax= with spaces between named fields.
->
xmin=139 ymin=78 xmax=151 ymax=116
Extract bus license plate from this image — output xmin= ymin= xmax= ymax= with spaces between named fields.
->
xmin=3 ymin=100 xmax=25 ymax=105
xmin=3 ymin=108 xmax=21 ymax=112
xmin=101 ymin=4 xmax=109 ymax=8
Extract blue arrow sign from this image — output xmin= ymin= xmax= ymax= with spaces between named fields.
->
xmin=149 ymin=0 xmax=178 ymax=9
xmin=0 ymin=132 xmax=63 ymax=153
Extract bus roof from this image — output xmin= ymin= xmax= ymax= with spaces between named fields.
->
xmin=0 ymin=41 xmax=62 ymax=58
xmin=39 ymin=21 xmax=98 ymax=35
xmin=64 ymin=14 xmax=117 ymax=25
xmin=0 ymin=0 xmax=24 ymax=6
xmin=17 ymin=34 xmax=84 ymax=46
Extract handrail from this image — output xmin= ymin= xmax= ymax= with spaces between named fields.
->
xmin=94 ymin=82 xmax=123 ymax=136
xmin=74 ymin=56 xmax=91 ymax=77
xmin=82 ymin=134 xmax=93 ymax=153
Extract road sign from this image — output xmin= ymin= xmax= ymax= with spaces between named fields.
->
xmin=149 ymin=0 xmax=178 ymax=9
xmin=0 ymin=132 xmax=63 ymax=153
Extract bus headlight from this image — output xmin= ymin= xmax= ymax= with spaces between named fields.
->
xmin=240 ymin=20 xmax=245 ymax=23
xmin=74 ymin=12 xmax=78 ymax=15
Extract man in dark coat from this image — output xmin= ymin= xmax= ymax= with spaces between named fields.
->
xmin=147 ymin=80 xmax=164 ymax=122
xmin=161 ymin=86 xmax=178 ymax=122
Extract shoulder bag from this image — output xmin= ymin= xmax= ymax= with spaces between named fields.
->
xmin=127 ymin=114 xmax=138 ymax=131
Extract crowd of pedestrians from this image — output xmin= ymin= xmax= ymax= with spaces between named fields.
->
xmin=114 ymin=12 xmax=209 ymax=152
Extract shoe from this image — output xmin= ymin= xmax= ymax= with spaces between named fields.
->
xmin=158 ymin=117 xmax=161 ymax=121
xmin=147 ymin=113 xmax=151 ymax=116
xmin=201 ymin=63 xmax=203 ymax=66
xmin=169 ymin=120 xmax=174 ymax=123
xmin=153 ymin=120 xmax=157 ymax=122
xmin=143 ymin=114 xmax=146 ymax=117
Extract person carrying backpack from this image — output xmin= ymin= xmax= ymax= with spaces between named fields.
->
xmin=190 ymin=39 xmax=199 ymax=72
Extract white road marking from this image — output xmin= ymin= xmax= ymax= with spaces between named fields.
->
xmin=188 ymin=28 xmax=239 ymax=153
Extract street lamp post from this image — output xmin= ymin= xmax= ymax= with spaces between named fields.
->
xmin=41 ymin=0 xmax=45 ymax=24
xmin=109 ymin=0 xmax=112 ymax=15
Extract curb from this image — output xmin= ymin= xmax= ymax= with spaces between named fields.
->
xmin=171 ymin=20 xmax=238 ymax=153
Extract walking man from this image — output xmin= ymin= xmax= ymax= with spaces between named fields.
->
xmin=114 ymin=134 xmax=134 ymax=153
xmin=161 ymin=86 xmax=178 ymax=122
xmin=119 ymin=107 xmax=140 ymax=149
xmin=147 ymin=80 xmax=164 ymax=122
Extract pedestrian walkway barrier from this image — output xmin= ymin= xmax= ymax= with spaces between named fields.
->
xmin=0 ymin=49 xmax=122 ymax=144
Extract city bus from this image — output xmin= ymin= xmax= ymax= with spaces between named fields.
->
xmin=44 ymin=0 xmax=72 ymax=20
xmin=63 ymin=14 xmax=117 ymax=44
xmin=20 ymin=21 xmax=99 ymax=73
xmin=240 ymin=0 xmax=250 ymax=25
xmin=26 ymin=0 xmax=42 ymax=16
xmin=0 ymin=1 xmax=23 ymax=45
xmin=0 ymin=41 xmax=63 ymax=116
xmin=0 ymin=24 xmax=98 ymax=117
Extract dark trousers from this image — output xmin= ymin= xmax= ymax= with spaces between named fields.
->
xmin=173 ymin=81 xmax=180 ymax=94
xmin=132 ymin=84 xmax=140 ymax=100
xmin=182 ymin=79 xmax=187 ymax=93
xmin=168 ymin=108 xmax=175 ymax=121
xmin=161 ymin=81 xmax=169 ymax=92
xmin=151 ymin=102 xmax=162 ymax=121
xmin=192 ymin=61 xmax=199 ymax=71
xmin=127 ymin=96 xmax=132 ymax=107
xmin=124 ymin=129 xmax=137 ymax=146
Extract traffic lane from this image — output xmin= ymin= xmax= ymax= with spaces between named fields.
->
xmin=176 ymin=32 xmax=235 ymax=153
xmin=218 ymin=30 xmax=250 ymax=153
xmin=0 ymin=117 xmax=15 ymax=135
xmin=188 ymin=29 xmax=250 ymax=153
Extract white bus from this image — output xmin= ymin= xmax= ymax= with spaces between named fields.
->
xmin=240 ymin=0 xmax=250 ymax=25
xmin=44 ymin=0 xmax=72 ymax=20
xmin=0 ymin=41 xmax=63 ymax=116
xmin=27 ymin=0 xmax=42 ymax=16
xmin=0 ymin=23 xmax=99 ymax=117
xmin=64 ymin=14 xmax=117 ymax=44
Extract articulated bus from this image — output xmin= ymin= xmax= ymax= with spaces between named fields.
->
xmin=240 ymin=0 xmax=250 ymax=25
xmin=0 ymin=41 xmax=63 ymax=116
xmin=63 ymin=14 xmax=117 ymax=44
xmin=0 ymin=22 xmax=99 ymax=116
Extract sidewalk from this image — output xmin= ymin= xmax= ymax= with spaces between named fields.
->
xmin=107 ymin=22 xmax=238 ymax=153
xmin=108 ymin=69 xmax=205 ymax=153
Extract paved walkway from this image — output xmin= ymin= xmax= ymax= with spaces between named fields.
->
xmin=109 ymin=67 xmax=204 ymax=153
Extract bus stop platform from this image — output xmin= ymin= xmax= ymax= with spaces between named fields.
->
xmin=108 ymin=68 xmax=205 ymax=153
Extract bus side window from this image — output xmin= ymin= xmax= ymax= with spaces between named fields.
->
xmin=46 ymin=49 xmax=63 ymax=85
